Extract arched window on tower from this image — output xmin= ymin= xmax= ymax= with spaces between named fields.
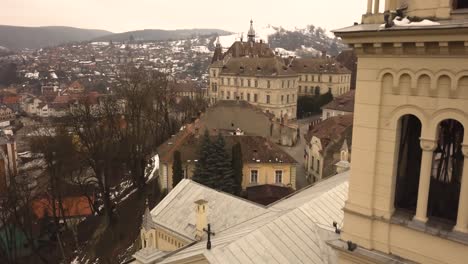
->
xmin=394 ymin=115 xmax=423 ymax=213
xmin=428 ymin=119 xmax=464 ymax=223
xmin=454 ymin=0 xmax=468 ymax=9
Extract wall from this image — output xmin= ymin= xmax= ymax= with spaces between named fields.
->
xmin=242 ymin=163 xmax=296 ymax=190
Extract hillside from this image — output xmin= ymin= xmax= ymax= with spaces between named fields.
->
xmin=218 ymin=24 xmax=345 ymax=58
xmin=93 ymin=28 xmax=232 ymax=42
xmin=0 ymin=25 xmax=112 ymax=50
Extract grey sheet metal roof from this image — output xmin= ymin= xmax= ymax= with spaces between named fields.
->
xmin=156 ymin=171 xmax=349 ymax=264
xmin=150 ymin=179 xmax=269 ymax=240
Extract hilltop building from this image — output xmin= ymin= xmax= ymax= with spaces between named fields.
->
xmin=208 ymin=21 xmax=353 ymax=121
xmin=331 ymin=0 xmax=468 ymax=263
xmin=208 ymin=21 xmax=299 ymax=120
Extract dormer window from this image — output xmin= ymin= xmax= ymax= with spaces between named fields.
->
xmin=454 ymin=0 xmax=468 ymax=9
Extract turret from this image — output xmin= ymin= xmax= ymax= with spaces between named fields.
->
xmin=247 ymin=19 xmax=256 ymax=43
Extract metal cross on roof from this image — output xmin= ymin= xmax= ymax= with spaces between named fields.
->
xmin=203 ymin=223 xmax=215 ymax=250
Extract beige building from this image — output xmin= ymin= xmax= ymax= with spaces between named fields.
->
xmin=157 ymin=128 xmax=297 ymax=193
xmin=321 ymin=90 xmax=355 ymax=121
xmin=331 ymin=0 xmax=468 ymax=263
xmin=208 ymin=21 xmax=299 ymax=120
xmin=288 ymin=57 xmax=352 ymax=97
xmin=304 ymin=114 xmax=353 ymax=182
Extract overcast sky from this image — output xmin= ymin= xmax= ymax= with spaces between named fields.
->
xmin=2 ymin=0 xmax=369 ymax=33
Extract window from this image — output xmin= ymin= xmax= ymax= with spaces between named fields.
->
xmin=212 ymin=70 xmax=216 ymax=77
xmin=329 ymin=76 xmax=332 ymax=83
xmin=394 ymin=115 xmax=422 ymax=214
xmin=275 ymin=170 xmax=283 ymax=183
xmin=250 ymin=170 xmax=258 ymax=183
xmin=247 ymin=93 xmax=251 ymax=101
xmin=454 ymin=0 xmax=468 ymax=9
xmin=248 ymin=79 xmax=251 ymax=87
xmin=266 ymin=95 xmax=270 ymax=104
xmin=234 ymin=78 xmax=238 ymax=85
xmin=255 ymin=80 xmax=258 ymax=87
xmin=299 ymin=86 xmax=302 ymax=93
xmin=304 ymin=86 xmax=308 ymax=93
xmin=312 ymin=75 xmax=315 ymax=82
xmin=254 ymin=94 xmax=258 ymax=102
xmin=227 ymin=91 xmax=231 ymax=99
xmin=428 ymin=119 xmax=464 ymax=223
xmin=299 ymin=76 xmax=302 ymax=81
xmin=316 ymin=159 xmax=320 ymax=173
xmin=305 ymin=75 xmax=308 ymax=82
xmin=221 ymin=78 xmax=224 ymax=85
xmin=267 ymin=80 xmax=271 ymax=88
xmin=241 ymin=79 xmax=244 ymax=86
xmin=282 ymin=81 xmax=285 ymax=88
xmin=311 ymin=156 xmax=315 ymax=170
xmin=287 ymin=95 xmax=289 ymax=103
xmin=287 ymin=80 xmax=290 ymax=88
xmin=221 ymin=91 xmax=224 ymax=98
xmin=241 ymin=93 xmax=244 ymax=100
xmin=281 ymin=95 xmax=284 ymax=103
xmin=228 ymin=78 xmax=231 ymax=85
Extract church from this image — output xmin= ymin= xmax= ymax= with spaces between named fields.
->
xmin=131 ymin=0 xmax=468 ymax=263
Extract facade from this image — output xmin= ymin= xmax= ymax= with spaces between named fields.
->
xmin=157 ymin=127 xmax=297 ymax=192
xmin=304 ymin=114 xmax=353 ymax=182
xmin=321 ymin=90 xmax=355 ymax=120
xmin=331 ymin=1 xmax=468 ymax=263
xmin=208 ymin=21 xmax=299 ymax=120
xmin=288 ymin=57 xmax=352 ymax=97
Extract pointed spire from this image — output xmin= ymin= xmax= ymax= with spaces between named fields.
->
xmin=142 ymin=199 xmax=153 ymax=230
xmin=248 ymin=19 xmax=256 ymax=42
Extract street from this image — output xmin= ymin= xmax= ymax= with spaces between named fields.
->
xmin=280 ymin=116 xmax=321 ymax=190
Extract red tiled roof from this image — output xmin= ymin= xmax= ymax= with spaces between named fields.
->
xmin=2 ymin=96 xmax=19 ymax=104
xmin=32 ymin=196 xmax=94 ymax=219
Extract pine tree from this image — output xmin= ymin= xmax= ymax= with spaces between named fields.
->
xmin=231 ymin=143 xmax=243 ymax=195
xmin=172 ymin=151 xmax=183 ymax=188
xmin=192 ymin=130 xmax=213 ymax=187
xmin=211 ymin=134 xmax=235 ymax=194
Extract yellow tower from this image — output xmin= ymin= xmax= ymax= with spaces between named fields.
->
xmin=332 ymin=0 xmax=468 ymax=263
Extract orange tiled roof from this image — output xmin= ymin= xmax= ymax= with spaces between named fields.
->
xmin=32 ymin=196 xmax=94 ymax=219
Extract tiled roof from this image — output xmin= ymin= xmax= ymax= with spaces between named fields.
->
xmin=288 ymin=58 xmax=351 ymax=74
xmin=322 ymin=90 xmax=355 ymax=113
xmin=304 ymin=114 xmax=353 ymax=150
xmin=223 ymin=41 xmax=275 ymax=59
xmin=158 ymin=133 xmax=297 ymax=165
xmin=32 ymin=196 xmax=94 ymax=219
xmin=220 ymin=57 xmax=297 ymax=77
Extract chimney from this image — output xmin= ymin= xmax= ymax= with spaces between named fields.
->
xmin=195 ymin=199 xmax=208 ymax=240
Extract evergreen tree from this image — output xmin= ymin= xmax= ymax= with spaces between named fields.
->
xmin=211 ymin=134 xmax=235 ymax=193
xmin=231 ymin=143 xmax=243 ymax=195
xmin=172 ymin=151 xmax=183 ymax=188
xmin=192 ymin=130 xmax=213 ymax=187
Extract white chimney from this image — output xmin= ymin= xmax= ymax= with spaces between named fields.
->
xmin=194 ymin=199 xmax=208 ymax=240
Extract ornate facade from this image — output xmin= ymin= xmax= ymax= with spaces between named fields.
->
xmin=331 ymin=0 xmax=468 ymax=263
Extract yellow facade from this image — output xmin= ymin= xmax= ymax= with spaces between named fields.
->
xmin=242 ymin=163 xmax=296 ymax=190
xmin=161 ymin=161 xmax=296 ymax=192
xmin=298 ymin=73 xmax=352 ymax=97
xmin=333 ymin=0 xmax=468 ymax=263
xmin=209 ymin=68 xmax=298 ymax=119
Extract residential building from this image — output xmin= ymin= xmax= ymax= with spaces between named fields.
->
xmin=321 ymin=90 xmax=355 ymax=120
xmin=133 ymin=171 xmax=349 ymax=264
xmin=330 ymin=0 xmax=468 ymax=263
xmin=208 ymin=21 xmax=299 ymax=120
xmin=157 ymin=127 xmax=297 ymax=193
xmin=304 ymin=114 xmax=353 ymax=182
xmin=197 ymin=100 xmax=299 ymax=146
xmin=288 ymin=56 xmax=352 ymax=97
